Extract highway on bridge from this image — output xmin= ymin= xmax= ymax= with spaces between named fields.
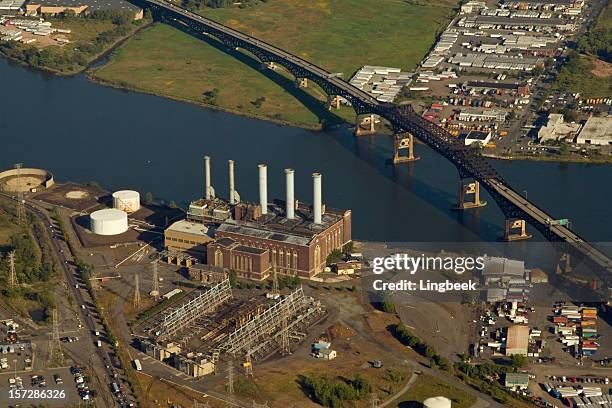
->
xmin=144 ymin=0 xmax=612 ymax=293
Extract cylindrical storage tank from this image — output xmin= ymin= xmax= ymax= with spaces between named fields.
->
xmin=112 ymin=190 xmax=140 ymax=213
xmin=423 ymin=396 xmax=451 ymax=408
xmin=90 ymin=209 xmax=128 ymax=235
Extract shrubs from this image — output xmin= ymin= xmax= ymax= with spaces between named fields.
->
xmin=300 ymin=374 xmax=372 ymax=408
xmin=390 ymin=324 xmax=450 ymax=370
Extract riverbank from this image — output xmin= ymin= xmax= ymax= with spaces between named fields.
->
xmin=0 ymin=13 xmax=151 ymax=77
xmin=483 ymin=152 xmax=612 ymax=165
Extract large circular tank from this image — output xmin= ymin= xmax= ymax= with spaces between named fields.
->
xmin=112 ymin=190 xmax=140 ymax=213
xmin=90 ymin=209 xmax=128 ymax=235
xmin=423 ymin=396 xmax=452 ymax=408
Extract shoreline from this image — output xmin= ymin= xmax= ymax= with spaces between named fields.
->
xmin=85 ymin=73 xmax=326 ymax=131
xmin=0 ymin=20 xmax=152 ymax=78
xmin=482 ymin=152 xmax=612 ymax=165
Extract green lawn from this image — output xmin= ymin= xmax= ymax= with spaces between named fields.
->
xmin=203 ymin=0 xmax=456 ymax=76
xmin=92 ymin=0 xmax=457 ymax=128
xmin=395 ymin=375 xmax=476 ymax=408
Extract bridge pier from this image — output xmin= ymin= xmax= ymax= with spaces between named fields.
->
xmin=503 ymin=218 xmax=532 ymax=241
xmin=261 ymin=61 xmax=277 ymax=70
xmin=393 ymin=133 xmax=419 ymax=164
xmin=295 ymin=78 xmax=308 ymax=88
xmin=556 ymin=253 xmax=572 ymax=274
xmin=453 ymin=179 xmax=486 ymax=210
xmin=327 ymin=95 xmax=341 ymax=110
xmin=355 ymin=114 xmax=377 ymax=136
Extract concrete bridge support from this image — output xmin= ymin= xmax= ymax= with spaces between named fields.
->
xmin=503 ymin=218 xmax=532 ymax=241
xmin=393 ymin=133 xmax=419 ymax=164
xmin=327 ymin=95 xmax=341 ymax=110
xmin=295 ymin=78 xmax=308 ymax=88
xmin=453 ymin=179 xmax=486 ymax=210
xmin=355 ymin=114 xmax=377 ymax=136
xmin=556 ymin=253 xmax=572 ymax=274
xmin=261 ymin=61 xmax=277 ymax=70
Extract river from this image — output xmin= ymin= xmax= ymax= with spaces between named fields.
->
xmin=0 ymin=58 xmax=610 ymax=245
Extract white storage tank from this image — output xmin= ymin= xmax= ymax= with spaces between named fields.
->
xmin=112 ymin=190 xmax=140 ymax=213
xmin=90 ymin=209 xmax=128 ymax=235
xmin=423 ymin=396 xmax=452 ymax=408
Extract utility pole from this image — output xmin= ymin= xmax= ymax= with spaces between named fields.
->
xmin=244 ymin=351 xmax=253 ymax=377
xmin=14 ymin=163 xmax=26 ymax=225
xmin=133 ymin=274 xmax=141 ymax=309
xmin=280 ymin=314 xmax=290 ymax=355
xmin=272 ymin=261 xmax=279 ymax=294
xmin=226 ymin=360 xmax=234 ymax=398
xmin=8 ymin=251 xmax=18 ymax=288
xmin=151 ymin=260 xmax=160 ymax=300
xmin=370 ymin=393 xmax=379 ymax=408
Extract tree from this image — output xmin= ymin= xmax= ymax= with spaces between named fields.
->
xmin=326 ymin=249 xmax=343 ymax=265
xmin=144 ymin=192 xmax=154 ymax=205
xmin=382 ymin=298 xmax=396 ymax=314
xmin=228 ymin=270 xmax=237 ymax=288
xmin=510 ymin=354 xmax=528 ymax=370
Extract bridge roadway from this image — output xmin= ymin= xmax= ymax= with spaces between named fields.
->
xmin=145 ymin=0 xmax=612 ymax=291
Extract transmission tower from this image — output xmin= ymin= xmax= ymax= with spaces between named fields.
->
xmin=14 ymin=163 xmax=26 ymax=225
xmin=244 ymin=351 xmax=253 ymax=377
xmin=48 ymin=308 xmax=63 ymax=365
xmin=8 ymin=251 xmax=18 ymax=288
xmin=226 ymin=360 xmax=235 ymax=397
xmin=151 ymin=260 xmax=160 ymax=300
xmin=133 ymin=274 xmax=142 ymax=309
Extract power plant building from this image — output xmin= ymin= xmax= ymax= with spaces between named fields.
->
xmin=163 ymin=158 xmax=352 ymax=280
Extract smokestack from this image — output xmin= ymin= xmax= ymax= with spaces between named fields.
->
xmin=229 ymin=160 xmax=236 ymax=205
xmin=204 ymin=156 xmax=214 ymax=199
xmin=258 ymin=164 xmax=267 ymax=215
xmin=313 ymin=172 xmax=322 ymax=224
xmin=285 ymin=168 xmax=295 ymax=219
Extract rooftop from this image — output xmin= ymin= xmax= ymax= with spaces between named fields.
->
xmin=167 ymin=220 xmax=213 ymax=237
xmin=577 ymin=116 xmax=612 ymax=141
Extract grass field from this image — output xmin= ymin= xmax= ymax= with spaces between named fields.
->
xmin=92 ymin=0 xmax=457 ymax=128
xmin=395 ymin=374 xmax=476 ymax=408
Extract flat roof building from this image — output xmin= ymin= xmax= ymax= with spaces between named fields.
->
xmin=505 ymin=372 xmax=530 ymax=389
xmin=575 ymin=116 xmax=612 ymax=146
xmin=537 ymin=113 xmax=582 ymax=143
xmin=506 ymin=325 xmax=530 ymax=356
xmin=464 ymin=130 xmax=492 ymax=146
xmin=164 ymin=220 xmax=215 ymax=257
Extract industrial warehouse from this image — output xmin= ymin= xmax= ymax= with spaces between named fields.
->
xmin=163 ymin=156 xmax=353 ymax=280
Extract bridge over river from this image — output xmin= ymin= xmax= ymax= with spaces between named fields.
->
xmin=141 ymin=0 xmax=612 ymax=296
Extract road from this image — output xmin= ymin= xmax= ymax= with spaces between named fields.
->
xmin=0 ymin=192 xmax=134 ymax=407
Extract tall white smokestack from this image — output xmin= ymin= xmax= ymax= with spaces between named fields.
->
xmin=258 ymin=164 xmax=267 ymax=215
xmin=204 ymin=156 xmax=214 ymax=199
xmin=313 ymin=172 xmax=322 ymax=224
xmin=229 ymin=160 xmax=236 ymax=205
xmin=285 ymin=168 xmax=295 ymax=219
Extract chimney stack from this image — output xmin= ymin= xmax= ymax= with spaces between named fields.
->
xmin=285 ymin=168 xmax=295 ymax=220
xmin=229 ymin=160 xmax=237 ymax=205
xmin=204 ymin=156 xmax=214 ymax=199
xmin=258 ymin=164 xmax=268 ymax=215
xmin=313 ymin=172 xmax=322 ymax=224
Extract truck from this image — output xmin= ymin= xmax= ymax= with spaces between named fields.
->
xmin=133 ymin=359 xmax=142 ymax=371
xmin=96 ymin=340 xmax=102 ymax=348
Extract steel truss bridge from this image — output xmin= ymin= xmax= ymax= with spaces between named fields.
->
xmin=143 ymin=0 xmax=611 ymax=294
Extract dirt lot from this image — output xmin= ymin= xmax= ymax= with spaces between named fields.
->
xmin=33 ymin=183 xmax=106 ymax=212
